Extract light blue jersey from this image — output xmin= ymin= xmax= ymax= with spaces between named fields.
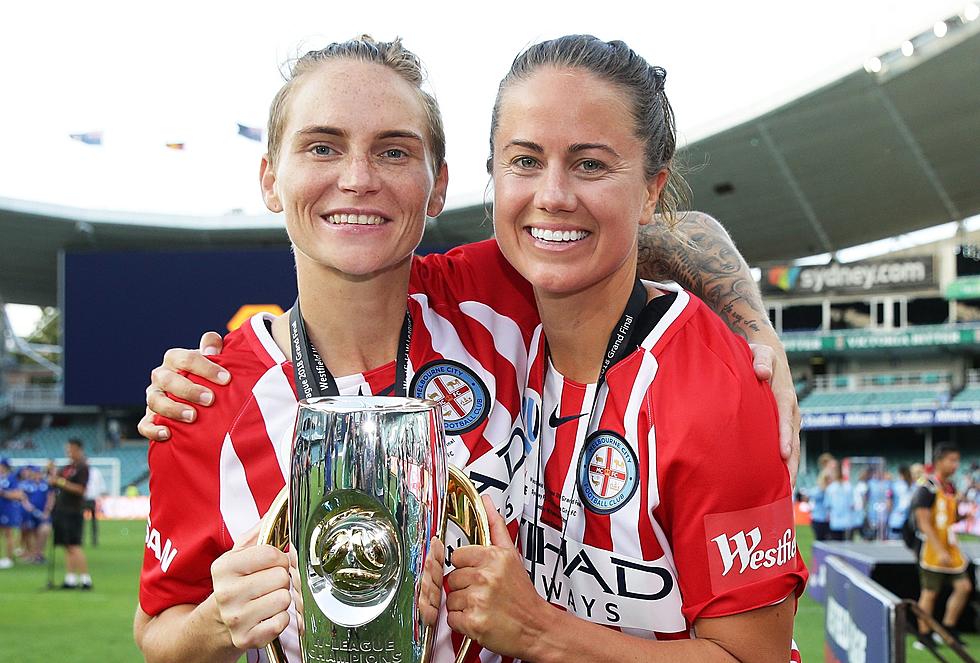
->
xmin=888 ymin=480 xmax=913 ymax=531
xmin=867 ymin=478 xmax=891 ymax=527
xmin=810 ymin=485 xmax=829 ymax=522
xmin=826 ymin=481 xmax=855 ymax=532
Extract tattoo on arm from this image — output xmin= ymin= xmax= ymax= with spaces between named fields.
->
xmin=638 ymin=211 xmax=770 ymax=340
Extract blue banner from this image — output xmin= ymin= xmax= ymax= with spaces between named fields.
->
xmin=803 ymin=407 xmax=980 ymax=430
xmin=808 ymin=543 xmax=877 ymax=605
xmin=823 ymin=556 xmax=903 ymax=663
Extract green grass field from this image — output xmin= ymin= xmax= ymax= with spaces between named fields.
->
xmin=0 ymin=520 xmax=144 ymax=662
xmin=0 ymin=520 xmax=977 ymax=661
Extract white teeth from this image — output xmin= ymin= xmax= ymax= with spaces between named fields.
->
xmin=529 ymin=227 xmax=589 ymax=242
xmin=326 ymin=213 xmax=385 ymax=225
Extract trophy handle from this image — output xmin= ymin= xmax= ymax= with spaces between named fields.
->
xmin=446 ymin=465 xmax=493 ymax=663
xmin=256 ymin=467 xmax=493 ymax=663
xmin=258 ymin=486 xmax=290 ymax=663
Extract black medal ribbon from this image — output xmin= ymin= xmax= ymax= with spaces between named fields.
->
xmin=595 ymin=278 xmax=649 ymax=390
xmin=532 ymin=278 xmax=652 ymax=600
xmin=289 ymin=298 xmax=412 ymax=399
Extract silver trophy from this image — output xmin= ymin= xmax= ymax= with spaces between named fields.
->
xmin=259 ymin=396 xmax=490 ymax=663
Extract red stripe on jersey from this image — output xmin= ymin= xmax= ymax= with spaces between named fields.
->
xmin=360 ymin=361 xmax=398 ymax=395
xmin=230 ymin=399 xmax=287 ymax=518
xmin=604 ymin=355 xmax=663 ymax=562
xmin=579 ymin=418 xmax=613 ymax=550
xmin=541 ymin=380 xmax=586 ymax=531
xmin=406 ymin=296 xmax=523 ymax=467
xmin=581 ymin=368 xmax=641 ymax=553
xmin=455 ymin=308 xmax=523 ymax=464
xmin=581 ymin=482 xmax=613 ymax=549
xmin=635 ymin=417 xmax=660 ymax=562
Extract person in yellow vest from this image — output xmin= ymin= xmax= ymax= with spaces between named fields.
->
xmin=912 ymin=444 xmax=972 ymax=646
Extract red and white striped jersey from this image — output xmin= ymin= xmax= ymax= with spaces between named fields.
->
xmin=139 ymin=240 xmax=538 ymax=663
xmin=520 ymin=284 xmax=807 ymax=649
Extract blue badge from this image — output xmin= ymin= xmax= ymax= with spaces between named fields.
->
xmin=410 ymin=360 xmax=490 ymax=435
xmin=577 ymin=431 xmax=639 ymax=515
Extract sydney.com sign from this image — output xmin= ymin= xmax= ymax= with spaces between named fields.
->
xmin=762 ymin=257 xmax=934 ymax=296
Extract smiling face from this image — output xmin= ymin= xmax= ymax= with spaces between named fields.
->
xmin=261 ymin=60 xmax=448 ymax=279
xmin=491 ymin=66 xmax=666 ymax=298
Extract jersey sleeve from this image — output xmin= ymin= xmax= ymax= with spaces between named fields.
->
xmin=139 ymin=359 xmax=241 ymax=615
xmin=910 ymin=485 xmax=935 ymax=511
xmin=411 ymin=240 xmax=537 ymax=331
xmin=73 ymin=465 xmax=89 ymax=490
xmin=651 ymin=304 xmax=807 ymax=624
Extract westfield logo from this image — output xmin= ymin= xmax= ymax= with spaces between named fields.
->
xmin=711 ymin=527 xmax=797 ymax=577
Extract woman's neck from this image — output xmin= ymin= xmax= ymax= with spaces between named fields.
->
xmin=272 ymin=254 xmax=413 ymax=376
xmin=535 ymin=259 xmax=640 ymax=384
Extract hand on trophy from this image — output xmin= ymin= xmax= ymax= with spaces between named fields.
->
xmin=417 ymin=536 xmax=447 ymax=626
xmin=446 ymin=496 xmax=551 ymax=659
xmin=211 ymin=523 xmax=293 ymax=651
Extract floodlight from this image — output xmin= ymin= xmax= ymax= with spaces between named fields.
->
xmin=901 ymin=40 xmax=914 ymax=56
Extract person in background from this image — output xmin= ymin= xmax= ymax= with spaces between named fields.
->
xmin=911 ymin=462 xmax=926 ymax=485
xmin=852 ymin=467 xmax=871 ymax=540
xmin=16 ymin=465 xmax=38 ymax=560
xmin=50 ymin=438 xmax=92 ymax=589
xmin=825 ymin=463 xmax=853 ymax=541
xmin=888 ymin=465 xmax=914 ymax=540
xmin=27 ymin=465 xmax=54 ymax=563
xmin=809 ymin=461 xmax=835 ymax=541
xmin=0 ymin=458 xmax=24 ymax=568
xmin=84 ymin=464 xmax=107 ymax=546
xmin=911 ymin=444 xmax=972 ymax=647
xmin=866 ymin=467 xmax=891 ymax=540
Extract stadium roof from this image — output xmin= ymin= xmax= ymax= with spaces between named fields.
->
xmin=0 ymin=198 xmax=491 ymax=306
xmin=1 ymin=25 xmax=977 ymax=307
xmin=680 ymin=21 xmax=980 ymax=264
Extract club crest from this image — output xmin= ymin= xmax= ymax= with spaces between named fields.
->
xmin=577 ymin=431 xmax=639 ymax=514
xmin=410 ymin=360 xmax=490 ymax=434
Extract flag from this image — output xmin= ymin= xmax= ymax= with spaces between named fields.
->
xmin=69 ymin=131 xmax=103 ymax=145
xmin=165 ymin=142 xmax=185 ymax=150
xmin=237 ymin=123 xmax=263 ymax=141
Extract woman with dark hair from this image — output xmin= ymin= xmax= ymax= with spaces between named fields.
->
xmin=445 ymin=36 xmax=806 ymax=661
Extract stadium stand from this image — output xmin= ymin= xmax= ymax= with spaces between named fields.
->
xmin=767 ymin=227 xmax=980 ymax=497
xmin=952 ymin=368 xmax=980 ymax=405
xmin=1 ymin=419 xmax=148 ymax=496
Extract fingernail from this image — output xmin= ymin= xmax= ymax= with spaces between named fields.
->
xmin=181 ymin=409 xmax=195 ymax=422
xmin=203 ymin=346 xmax=219 ymax=356
xmin=199 ymin=391 xmax=214 ymax=406
xmin=217 ymin=370 xmax=230 ymax=384
xmin=158 ymin=428 xmax=170 ymax=440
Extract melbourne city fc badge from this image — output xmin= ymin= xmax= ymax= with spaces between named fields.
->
xmin=577 ymin=431 xmax=638 ymax=514
xmin=410 ymin=360 xmax=490 ymax=434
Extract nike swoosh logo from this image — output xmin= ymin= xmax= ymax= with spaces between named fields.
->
xmin=549 ymin=405 xmax=587 ymax=429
